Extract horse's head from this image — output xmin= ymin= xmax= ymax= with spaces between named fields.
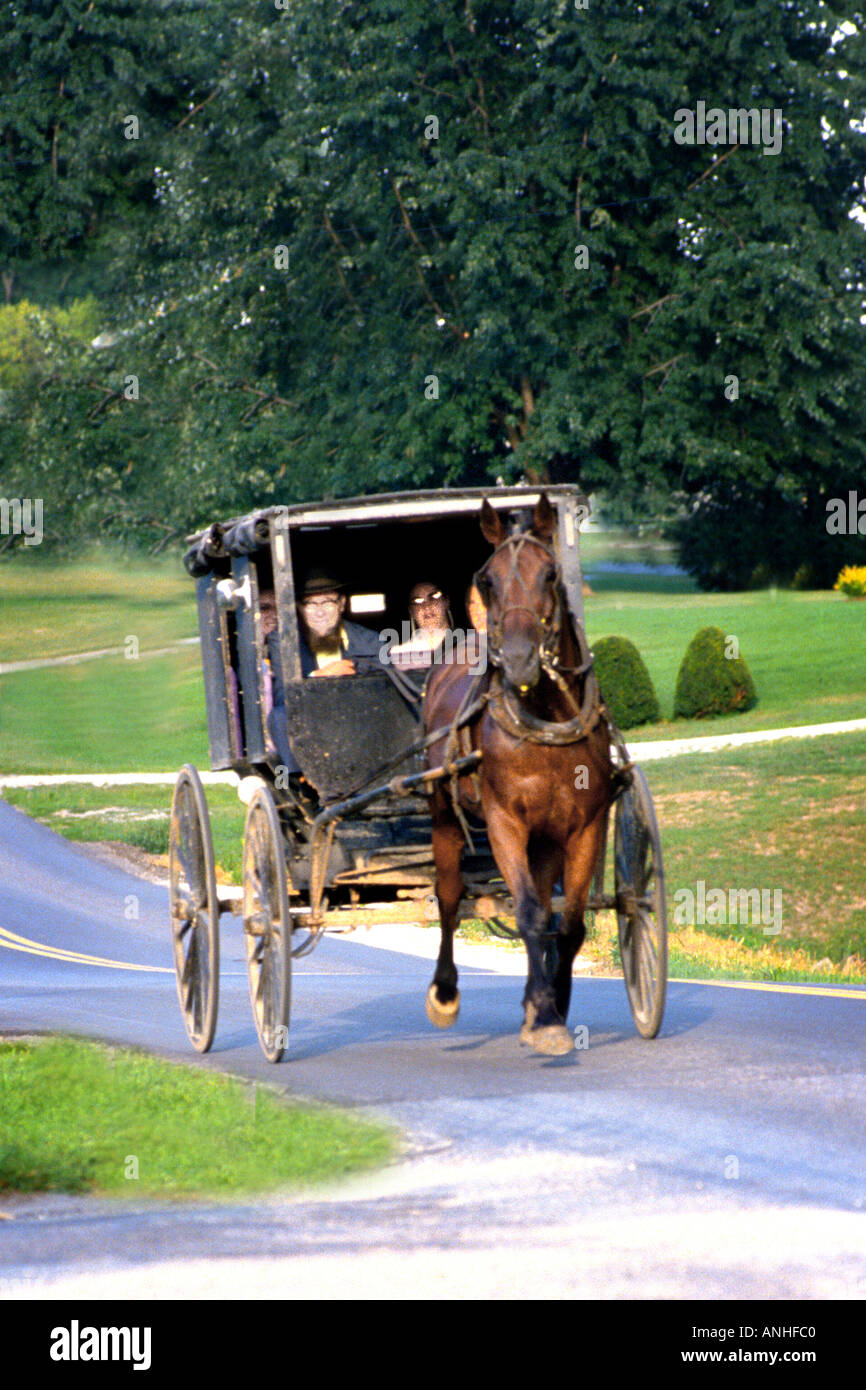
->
xmin=476 ymin=493 xmax=561 ymax=693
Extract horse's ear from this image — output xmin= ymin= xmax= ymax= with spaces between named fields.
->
xmin=532 ymin=492 xmax=556 ymax=541
xmin=480 ymin=498 xmax=506 ymax=547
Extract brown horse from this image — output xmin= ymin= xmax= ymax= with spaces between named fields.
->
xmin=423 ymin=494 xmax=612 ymax=1055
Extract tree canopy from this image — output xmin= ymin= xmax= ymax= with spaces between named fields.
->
xmin=2 ymin=0 xmax=865 ymax=579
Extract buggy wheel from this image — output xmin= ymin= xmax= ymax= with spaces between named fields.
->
xmin=614 ymin=764 xmax=668 ymax=1039
xmin=169 ymin=764 xmax=219 ymax=1053
xmin=243 ymin=786 xmax=292 ymax=1062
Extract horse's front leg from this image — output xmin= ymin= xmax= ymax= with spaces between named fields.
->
xmin=486 ymin=810 xmax=573 ymax=1056
xmin=426 ymin=797 xmax=465 ymax=1028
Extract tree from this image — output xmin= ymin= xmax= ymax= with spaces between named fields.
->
xmin=4 ymin=1 xmax=866 ymax=563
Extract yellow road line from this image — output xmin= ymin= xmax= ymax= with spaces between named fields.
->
xmin=0 ymin=925 xmax=173 ymax=973
xmin=2 ymin=924 xmax=862 ymax=997
xmin=669 ymin=976 xmax=866 ymax=1001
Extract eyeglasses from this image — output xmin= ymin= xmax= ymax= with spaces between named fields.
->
xmin=410 ymin=591 xmax=445 ymax=606
xmin=302 ymin=597 xmax=340 ymax=612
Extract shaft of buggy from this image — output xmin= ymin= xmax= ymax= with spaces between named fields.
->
xmin=304 ymin=751 xmax=483 ymax=928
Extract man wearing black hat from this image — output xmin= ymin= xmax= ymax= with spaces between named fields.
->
xmin=263 ymin=569 xmax=381 ymax=779
xmin=294 ymin=568 xmax=381 ymax=677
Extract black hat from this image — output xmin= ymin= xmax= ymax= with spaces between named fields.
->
xmin=299 ymin=567 xmax=346 ymax=598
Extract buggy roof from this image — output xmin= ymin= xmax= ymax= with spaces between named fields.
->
xmin=186 ymin=484 xmax=589 ymax=543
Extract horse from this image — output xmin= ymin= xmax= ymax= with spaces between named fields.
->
xmin=422 ymin=493 xmax=612 ymax=1056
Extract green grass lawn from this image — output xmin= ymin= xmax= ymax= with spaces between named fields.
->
xmin=601 ymin=731 xmax=866 ymax=978
xmin=0 ymin=1036 xmax=396 ymax=1198
xmin=2 ymin=545 xmax=864 ymax=776
xmin=0 ymin=648 xmax=210 ymax=773
xmin=586 ymin=588 xmax=866 ymax=736
xmin=0 ymin=547 xmax=207 ymax=772
xmin=3 ymin=781 xmax=246 ymax=883
xmin=580 ymin=526 xmax=866 ymax=732
xmin=0 ymin=547 xmax=195 ymax=663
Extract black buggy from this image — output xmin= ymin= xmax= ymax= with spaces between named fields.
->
xmin=169 ymin=487 xmax=668 ymax=1061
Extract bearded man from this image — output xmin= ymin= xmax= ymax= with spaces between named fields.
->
xmin=264 ymin=569 xmax=381 ymax=778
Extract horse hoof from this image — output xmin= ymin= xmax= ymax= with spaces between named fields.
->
xmin=520 ymin=1023 xmax=574 ymax=1056
xmin=425 ymin=984 xmax=460 ymax=1029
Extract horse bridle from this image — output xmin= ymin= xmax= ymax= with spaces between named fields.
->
xmin=474 ymin=529 xmax=605 ymax=743
xmin=473 ymin=531 xmax=565 ymax=677
xmin=475 ymin=533 xmax=561 ymax=669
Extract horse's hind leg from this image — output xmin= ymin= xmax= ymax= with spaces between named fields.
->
xmin=553 ymin=813 xmax=608 ymax=1022
xmin=426 ymin=803 xmax=465 ymax=1028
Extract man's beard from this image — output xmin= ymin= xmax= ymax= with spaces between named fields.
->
xmin=306 ymin=622 xmax=342 ymax=653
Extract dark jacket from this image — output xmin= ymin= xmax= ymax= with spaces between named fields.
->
xmin=267 ymin=619 xmax=383 ymax=704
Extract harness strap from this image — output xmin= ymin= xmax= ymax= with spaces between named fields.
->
xmin=486 ymin=669 xmax=605 ymax=746
xmin=437 ymin=670 xmax=491 ymax=852
xmin=539 ymin=654 xmax=581 ymax=717
xmin=382 ymin=659 xmax=425 ymax=706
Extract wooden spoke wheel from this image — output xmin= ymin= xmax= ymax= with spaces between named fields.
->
xmin=243 ymin=786 xmax=292 ymax=1063
xmin=614 ymin=764 xmax=668 ymax=1039
xmin=169 ymin=764 xmax=220 ymax=1053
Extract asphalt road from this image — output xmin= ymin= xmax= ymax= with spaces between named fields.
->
xmin=0 ymin=798 xmax=864 ymax=1299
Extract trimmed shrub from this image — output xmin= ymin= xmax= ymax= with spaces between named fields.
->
xmin=674 ymin=627 xmax=757 ymax=718
xmin=592 ymin=636 xmax=660 ymax=729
